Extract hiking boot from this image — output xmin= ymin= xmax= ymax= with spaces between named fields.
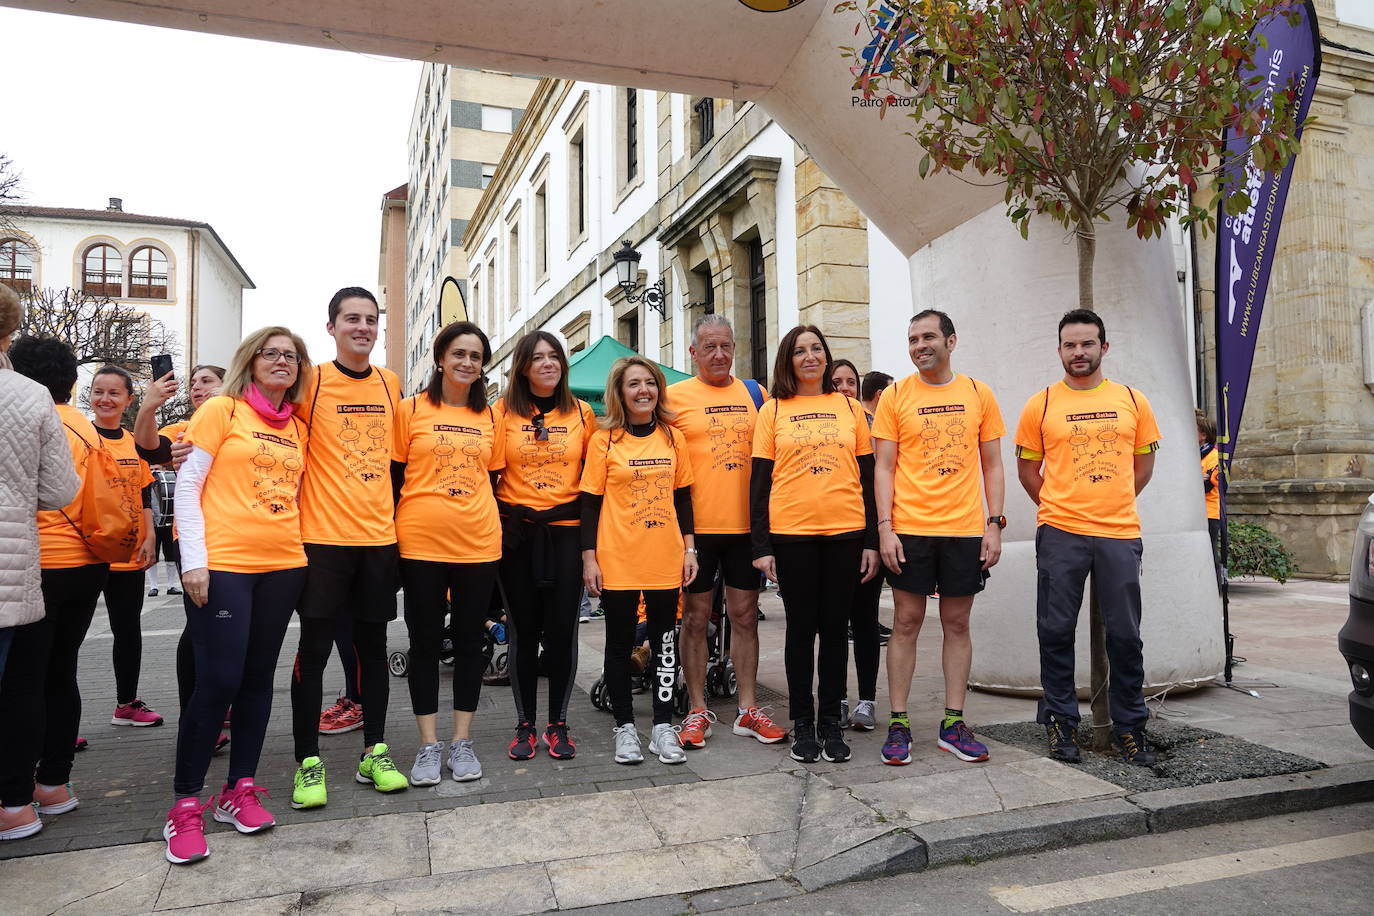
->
xmin=629 ymin=644 xmax=652 ymax=674
xmin=819 ymin=721 xmax=851 ymax=762
xmin=882 ymin=721 xmax=913 ymax=765
xmin=850 ymin=700 xmax=877 ymax=731
xmin=410 ymin=742 xmax=443 ymax=787
xmin=938 ymin=720 xmax=990 ymax=763
xmin=612 ymin=723 xmax=643 ymax=764
xmin=789 ymin=720 xmax=821 ymax=763
xmin=162 ymin=798 xmax=207 ymax=863
xmin=447 ymin=739 xmax=482 ymax=782
xmin=1113 ymin=727 xmax=1157 ymax=766
xmin=508 ymin=722 xmax=538 ymax=760
xmin=291 ymin=757 xmax=327 ymax=809
xmin=1046 ymin=716 xmax=1082 ymax=763
xmin=679 ymin=708 xmax=716 ymax=749
xmin=733 ymin=706 xmax=787 ymax=744
xmin=544 ymin=722 xmax=576 ymax=759
xmin=357 ymin=743 xmax=409 ymax=793
xmin=213 ymin=778 xmax=276 ymax=833
xmin=33 ymin=782 xmax=79 ymax=815
xmin=112 ymin=699 xmax=164 ymax=727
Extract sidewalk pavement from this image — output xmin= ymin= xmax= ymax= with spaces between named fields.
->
xmin=2 ymin=578 xmax=1371 ymax=914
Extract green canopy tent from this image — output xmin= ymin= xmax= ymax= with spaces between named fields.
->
xmin=567 ymin=335 xmax=691 ymax=415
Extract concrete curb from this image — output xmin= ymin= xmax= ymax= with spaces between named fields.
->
xmin=911 ymin=798 xmax=1147 ymax=868
xmin=791 ymin=830 xmax=927 ymax=892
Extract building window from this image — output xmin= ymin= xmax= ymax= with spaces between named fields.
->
xmin=698 ymin=264 xmax=714 ymax=315
xmin=749 ymin=238 xmax=767 ymax=385
xmin=534 ymin=183 xmax=548 ymax=279
xmin=481 ymin=163 xmax=497 ymax=189
xmin=128 ymin=247 xmax=169 ymax=299
xmin=693 ymin=97 xmax=715 ymax=151
xmin=481 ymin=105 xmax=513 ymax=133
xmin=0 ymin=239 xmax=35 ymax=292
xmin=507 ymin=219 xmax=520 ymax=317
xmin=82 ymin=244 xmax=123 ymax=298
xmin=486 ymin=254 xmax=496 ymax=325
xmin=569 ymin=129 xmax=586 ymax=241
xmin=626 ymin=88 xmax=639 ymax=182
xmin=621 ymin=312 xmax=639 ymax=353
xmin=471 ymin=278 xmax=481 ymax=327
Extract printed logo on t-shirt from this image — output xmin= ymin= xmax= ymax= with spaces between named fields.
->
xmin=703 ymin=405 xmax=752 ymax=473
xmin=914 ymin=403 xmax=972 ymax=477
xmin=514 ymin=423 xmax=573 ymax=490
xmin=247 ymin=432 xmax=302 ymax=514
xmin=429 ymin=425 xmax=485 ymax=497
xmin=335 ymin=406 xmax=390 ymax=484
xmin=1062 ymin=410 xmax=1124 ymax=483
xmin=626 ymin=457 xmax=674 ymax=528
xmin=784 ymin=412 xmax=847 ymax=475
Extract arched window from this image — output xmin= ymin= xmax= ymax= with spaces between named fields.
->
xmin=128 ymin=246 xmax=168 ymax=299
xmin=0 ymin=239 xmax=34 ymax=292
xmin=82 ymin=244 xmax=123 ymax=298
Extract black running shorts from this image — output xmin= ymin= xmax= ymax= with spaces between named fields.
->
xmin=687 ymin=533 xmax=761 ymax=594
xmin=886 ymin=534 xmax=987 ymax=598
xmin=298 ymin=543 xmax=401 ymax=622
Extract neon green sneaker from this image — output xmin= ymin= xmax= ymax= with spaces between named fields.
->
xmin=356 ymin=743 xmax=408 ymax=793
xmin=291 ymin=756 xmax=327 ymax=809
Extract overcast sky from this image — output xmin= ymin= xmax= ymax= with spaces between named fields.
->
xmin=0 ymin=7 xmax=419 ymax=366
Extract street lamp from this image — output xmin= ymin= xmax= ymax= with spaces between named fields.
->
xmin=612 ymin=239 xmax=666 ymax=318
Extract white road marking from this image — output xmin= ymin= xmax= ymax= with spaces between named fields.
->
xmin=989 ymin=830 xmax=1374 ymax=913
xmin=1287 ymin=593 xmax=1349 ymax=605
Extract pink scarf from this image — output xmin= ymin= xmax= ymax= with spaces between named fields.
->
xmin=244 ymin=383 xmax=294 ymax=429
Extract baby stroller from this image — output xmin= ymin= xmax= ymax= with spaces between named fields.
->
xmin=387 ymin=584 xmax=509 ymax=683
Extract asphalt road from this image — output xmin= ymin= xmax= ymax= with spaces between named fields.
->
xmin=719 ymin=801 xmax=1374 ymax=915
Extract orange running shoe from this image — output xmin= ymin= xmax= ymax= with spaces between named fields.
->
xmin=733 ymin=706 xmax=788 ymax=744
xmin=678 ymin=708 xmax=716 ymax=749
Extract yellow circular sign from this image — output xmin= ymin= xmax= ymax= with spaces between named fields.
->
xmin=737 ymin=0 xmax=807 ymax=11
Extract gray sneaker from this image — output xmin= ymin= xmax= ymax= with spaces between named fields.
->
xmin=613 ymin=723 xmax=643 ymax=764
xmin=410 ymin=741 xmax=443 ymax=787
xmin=649 ymin=723 xmax=687 ymax=764
xmin=850 ymin=700 xmax=877 ymax=731
xmin=448 ymin=739 xmax=482 ymax=782
xmin=838 ymin=699 xmax=851 ymax=729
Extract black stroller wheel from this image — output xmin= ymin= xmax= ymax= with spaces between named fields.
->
xmin=590 ymin=676 xmax=609 ymax=711
xmin=388 ymin=650 xmax=409 ymax=677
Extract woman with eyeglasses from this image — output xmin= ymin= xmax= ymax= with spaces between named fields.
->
xmin=161 ymin=328 xmax=312 ymax=866
xmin=493 ymin=332 xmax=596 ymax=761
xmin=393 ymin=321 xmax=503 ymax=787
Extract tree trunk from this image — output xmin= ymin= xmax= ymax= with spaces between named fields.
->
xmin=1075 ymin=223 xmax=1112 ymax=751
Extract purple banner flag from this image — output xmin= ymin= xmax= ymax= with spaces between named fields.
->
xmin=1215 ymin=0 xmax=1321 ymax=479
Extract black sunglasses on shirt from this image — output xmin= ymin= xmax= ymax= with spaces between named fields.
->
xmin=532 ymin=412 xmax=549 ymax=442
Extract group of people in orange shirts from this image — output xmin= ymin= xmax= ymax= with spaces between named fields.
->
xmin=0 ymin=284 xmax=1167 ymax=871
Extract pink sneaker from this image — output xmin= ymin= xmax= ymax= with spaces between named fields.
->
xmin=0 ymin=804 xmax=42 ymax=841
xmin=112 ymin=700 xmax=164 ymax=727
xmin=163 ymin=797 xmax=209 ymax=864
xmin=213 ymin=778 xmax=276 ymax=834
xmin=33 ymin=782 xmax=79 ymax=814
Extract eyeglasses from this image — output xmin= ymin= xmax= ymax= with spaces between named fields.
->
xmin=256 ymin=347 xmax=301 ymax=365
xmin=532 ymin=412 xmax=549 ymax=442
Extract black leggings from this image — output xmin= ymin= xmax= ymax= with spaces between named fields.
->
xmin=103 ymin=569 xmax=147 ymax=705
xmin=173 ymin=567 xmax=306 ymax=798
xmin=774 ymin=538 xmax=862 ymax=724
xmin=291 ymin=616 xmax=388 ymax=760
xmin=602 ymin=588 xmax=678 ymax=727
xmin=0 ymin=563 xmax=108 ymax=806
xmin=500 ymin=526 xmax=582 ymax=726
xmin=848 ymin=570 xmax=882 ymax=702
xmin=335 ymin=615 xmax=361 ymax=702
xmin=400 ymin=559 xmax=498 ymax=717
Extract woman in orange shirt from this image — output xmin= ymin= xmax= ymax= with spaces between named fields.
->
xmin=581 ymin=356 xmax=697 ymax=766
xmin=163 ymin=326 xmax=312 ymax=866
xmin=393 ymin=321 xmax=503 ymax=787
xmin=494 ymin=331 xmax=596 ymax=761
xmin=88 ymin=367 xmax=160 ymax=728
xmin=751 ymin=326 xmax=879 ymax=765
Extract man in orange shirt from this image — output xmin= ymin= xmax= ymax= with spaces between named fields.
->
xmin=874 ymin=310 xmax=1005 ymax=766
xmin=289 ymin=288 xmax=407 ymax=808
xmin=668 ymin=315 xmax=786 ymax=748
xmin=1014 ymin=309 xmax=1160 ymax=766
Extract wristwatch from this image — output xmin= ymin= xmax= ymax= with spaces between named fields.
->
xmin=987 ymin=515 xmax=1007 ymax=529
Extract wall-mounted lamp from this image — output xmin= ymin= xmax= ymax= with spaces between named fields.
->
xmin=612 ymin=240 xmax=667 ymax=318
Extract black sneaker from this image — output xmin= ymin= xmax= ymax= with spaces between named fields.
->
xmin=508 ymin=722 xmax=537 ymax=760
xmin=1112 ymin=727 xmax=1157 ymax=766
xmin=1046 ymin=716 xmax=1081 ymax=763
xmin=543 ymin=721 xmax=577 ymax=760
xmin=790 ymin=720 xmax=821 ymax=763
xmin=819 ymin=721 xmax=851 ymax=762
xmin=167 ymin=586 xmax=183 ymax=596
xmin=876 ymin=623 xmax=891 ymax=647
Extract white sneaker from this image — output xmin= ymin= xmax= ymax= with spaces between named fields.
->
xmin=613 ymin=723 xmax=643 ymax=764
xmin=649 ymin=723 xmax=687 ymax=764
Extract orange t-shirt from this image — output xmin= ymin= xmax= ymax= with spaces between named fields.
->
xmin=1014 ymin=380 xmax=1161 ymax=539
xmin=184 ymin=395 xmax=309 ymax=573
xmin=495 ymin=397 xmax=597 ymax=525
xmin=667 ymin=376 xmax=761 ymax=535
xmin=159 ymin=420 xmax=189 ymax=443
xmin=752 ymin=393 xmax=873 ymax=537
xmin=37 ymin=404 xmax=105 ymax=569
xmin=393 ymin=395 xmax=504 ymax=564
xmin=1201 ymin=446 xmax=1220 ymax=521
xmin=100 ymin=428 xmax=155 ymax=573
xmin=871 ymin=373 xmax=1004 ymax=537
xmin=297 ymin=362 xmax=401 ymax=546
xmin=580 ymin=425 xmax=694 ymax=590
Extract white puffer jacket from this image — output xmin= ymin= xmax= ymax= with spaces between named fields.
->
xmin=0 ymin=368 xmax=81 ymax=627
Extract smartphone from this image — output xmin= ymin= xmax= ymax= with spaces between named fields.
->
xmin=151 ymin=353 xmax=174 ymax=381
